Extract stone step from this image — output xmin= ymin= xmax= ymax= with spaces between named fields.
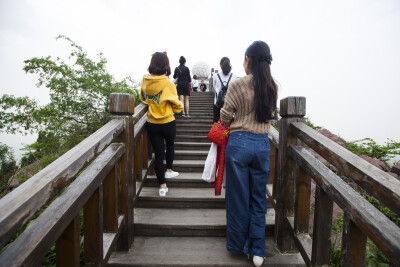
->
xmin=176 ymin=124 xmax=213 ymax=129
xmin=108 ymin=236 xmax=305 ymax=266
xmin=176 ymin=120 xmax=213 ymax=125
xmin=175 ymin=115 xmax=213 ymax=120
xmin=136 ymin=187 xmax=225 ymax=208
xmin=133 ymin=208 xmax=275 ymax=237
xmin=176 ymin=129 xmax=211 ymax=136
xmin=175 ymin=142 xmax=211 ymax=151
xmin=145 ymin=173 xmax=213 ymax=188
xmin=168 ymin=159 xmax=205 ymax=172
xmin=176 ymin=135 xmax=209 ymax=143
xmin=174 ymin=150 xmax=209 ymax=160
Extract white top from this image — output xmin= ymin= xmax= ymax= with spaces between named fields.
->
xmin=213 ymin=72 xmax=237 ymax=105
xmin=192 ymin=79 xmax=199 ymax=88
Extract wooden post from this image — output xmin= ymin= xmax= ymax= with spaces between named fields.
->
xmin=56 ymin=215 xmax=80 ymax=267
xmin=275 ymin=96 xmax=306 ymax=252
xmin=109 ymin=93 xmax=135 ymax=250
xmin=311 ymin=186 xmax=333 ymax=266
xmin=340 ymin=211 xmax=367 ymax=266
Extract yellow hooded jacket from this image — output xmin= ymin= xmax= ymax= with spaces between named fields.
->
xmin=140 ymin=75 xmax=183 ymax=124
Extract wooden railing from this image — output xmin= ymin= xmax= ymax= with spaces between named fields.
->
xmin=0 ymin=93 xmax=153 ymax=266
xmin=268 ymin=97 xmax=400 ymax=266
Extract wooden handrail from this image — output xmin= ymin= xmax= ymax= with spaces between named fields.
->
xmin=273 ymin=96 xmax=400 ymax=266
xmin=0 ymin=119 xmax=124 ymax=249
xmin=0 ymin=93 xmax=153 ymax=266
xmin=0 ymin=144 xmax=125 ymax=266
xmin=290 ymin=145 xmax=400 ymax=266
xmin=289 ymin=121 xmax=400 ymax=216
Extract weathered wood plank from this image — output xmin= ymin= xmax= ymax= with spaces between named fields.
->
xmin=290 ymin=122 xmax=400 ymax=216
xmin=289 ymin=145 xmax=400 ymax=266
xmin=103 ymin=166 xmax=118 ymax=232
xmin=311 ymin=186 xmax=333 ymax=266
xmin=275 ymin=96 xmax=305 ymax=253
xmin=56 ymin=215 xmax=80 ymax=267
xmin=0 ymin=144 xmax=124 ymax=266
xmin=287 ymin=217 xmax=312 ymax=266
xmin=0 ymin=119 xmax=123 ymax=249
xmin=132 ymin=103 xmax=147 ymax=124
xmin=103 ymin=215 xmax=124 ymax=263
xmin=134 ymin=114 xmax=147 ymax=143
xmin=84 ymin=186 xmax=104 ymax=266
xmin=294 ymin=164 xmax=311 ymax=234
xmin=340 ymin=211 xmax=367 ymax=267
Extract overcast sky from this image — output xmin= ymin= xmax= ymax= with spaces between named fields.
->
xmin=1 ymin=0 xmax=400 ymax=161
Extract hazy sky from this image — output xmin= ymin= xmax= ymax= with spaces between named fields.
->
xmin=1 ymin=0 xmax=400 ymax=161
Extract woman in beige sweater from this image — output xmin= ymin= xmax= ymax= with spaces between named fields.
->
xmin=221 ymin=41 xmax=278 ymax=267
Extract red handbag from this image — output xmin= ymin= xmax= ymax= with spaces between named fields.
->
xmin=207 ymin=119 xmax=230 ymax=146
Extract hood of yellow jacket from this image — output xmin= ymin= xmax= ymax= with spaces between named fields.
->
xmin=141 ymin=74 xmax=170 ymax=96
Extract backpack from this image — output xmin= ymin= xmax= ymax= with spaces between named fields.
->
xmin=215 ymin=73 xmax=232 ymax=108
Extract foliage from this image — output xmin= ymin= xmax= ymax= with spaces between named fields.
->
xmin=346 ymin=138 xmax=400 ymax=162
xmin=331 ymin=212 xmax=344 ymax=234
xmin=329 ymin=239 xmax=341 ymax=267
xmin=365 ymin=239 xmax=390 ymax=267
xmin=364 ymin=194 xmax=400 ymax=227
xmin=0 ymin=35 xmax=140 ymax=160
xmin=0 ymin=143 xmax=18 ymax=195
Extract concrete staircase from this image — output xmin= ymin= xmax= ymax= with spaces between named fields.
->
xmin=108 ymin=92 xmax=305 ymax=266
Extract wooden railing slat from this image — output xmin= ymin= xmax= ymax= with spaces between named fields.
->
xmin=103 ymin=165 xmax=118 ymax=232
xmin=56 ymin=215 xmax=80 ymax=267
xmin=84 ymin=186 xmax=104 ymax=266
xmin=290 ymin=121 xmax=400 ymax=216
xmin=0 ymin=119 xmax=124 ymax=249
xmin=294 ymin=164 xmax=311 ymax=234
xmin=340 ymin=211 xmax=367 ymax=266
xmin=289 ymin=145 xmax=400 ymax=265
xmin=0 ymin=144 xmax=124 ymax=266
xmin=311 ymin=186 xmax=333 ymax=266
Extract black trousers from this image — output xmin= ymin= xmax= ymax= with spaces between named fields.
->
xmin=146 ymin=120 xmax=176 ymax=185
xmin=213 ymin=105 xmax=221 ymax=123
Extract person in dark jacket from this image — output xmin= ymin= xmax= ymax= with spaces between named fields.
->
xmin=200 ymin=80 xmax=207 ymax=92
xmin=173 ymin=56 xmax=192 ymax=116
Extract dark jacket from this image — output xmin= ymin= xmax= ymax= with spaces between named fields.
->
xmin=173 ymin=64 xmax=191 ymax=84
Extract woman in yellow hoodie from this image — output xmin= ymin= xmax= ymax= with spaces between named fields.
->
xmin=140 ymin=52 xmax=183 ymax=197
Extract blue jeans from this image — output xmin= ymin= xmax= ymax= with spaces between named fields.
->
xmin=225 ymin=131 xmax=270 ymax=257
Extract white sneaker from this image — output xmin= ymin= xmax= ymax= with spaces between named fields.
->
xmin=165 ymin=171 xmax=179 ymax=179
xmin=253 ymin=256 xmax=265 ymax=267
xmin=159 ymin=188 xmax=168 ymax=197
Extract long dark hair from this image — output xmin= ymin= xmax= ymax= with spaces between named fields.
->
xmin=148 ymin=52 xmax=171 ymax=76
xmin=245 ymin=41 xmax=278 ymax=122
xmin=220 ymin=57 xmax=231 ymax=75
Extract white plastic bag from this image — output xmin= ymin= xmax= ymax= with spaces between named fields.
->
xmin=202 ymin=143 xmax=218 ymax=182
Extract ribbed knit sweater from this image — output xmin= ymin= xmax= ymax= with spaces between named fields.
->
xmin=220 ymin=74 xmax=271 ymax=134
